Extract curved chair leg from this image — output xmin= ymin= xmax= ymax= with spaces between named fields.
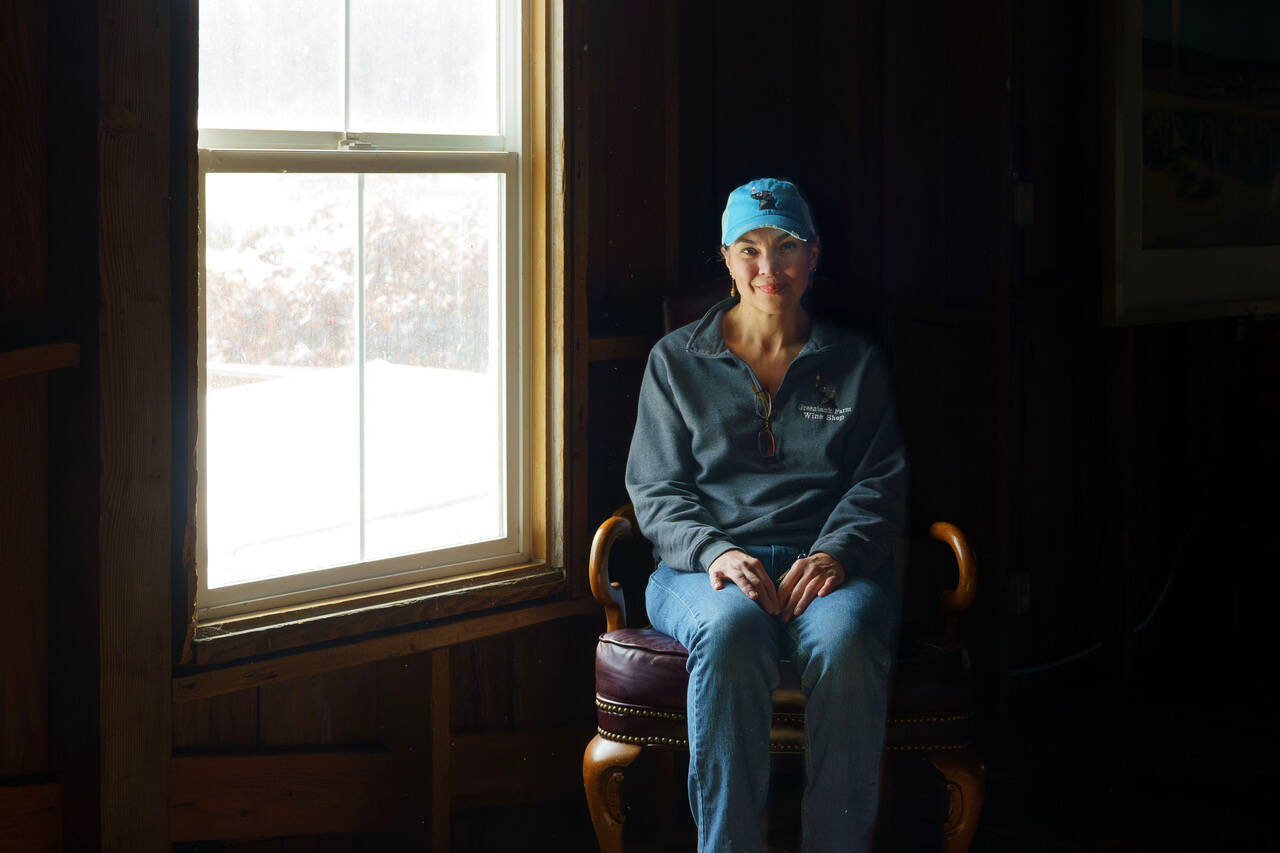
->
xmin=584 ymin=734 xmax=643 ymax=853
xmin=925 ymin=747 xmax=985 ymax=853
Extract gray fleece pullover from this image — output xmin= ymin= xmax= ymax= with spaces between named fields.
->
xmin=624 ymin=297 xmax=908 ymax=576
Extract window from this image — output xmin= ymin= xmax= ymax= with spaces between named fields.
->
xmin=195 ymin=0 xmax=555 ymax=621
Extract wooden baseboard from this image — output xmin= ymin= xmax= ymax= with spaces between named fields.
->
xmin=0 ymin=782 xmax=60 ymax=848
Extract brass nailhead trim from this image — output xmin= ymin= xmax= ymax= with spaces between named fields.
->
xmin=885 ymin=741 xmax=972 ymax=752
xmin=887 ymin=712 xmax=972 ymax=724
xmin=596 ymin=698 xmax=686 ymax=721
xmin=597 ymin=727 xmax=688 ymax=747
xmin=596 ymin=727 xmax=805 ymax=752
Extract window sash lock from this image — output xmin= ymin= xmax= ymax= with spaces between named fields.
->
xmin=339 ymin=134 xmax=374 ymax=150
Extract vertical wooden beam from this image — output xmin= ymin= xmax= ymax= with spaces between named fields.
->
xmin=547 ymin=0 xmax=569 ymax=575
xmin=567 ymin=0 xmax=592 ymax=595
xmin=172 ymin=0 xmax=200 ymax=668
xmin=47 ymin=1 xmax=102 ymax=846
xmin=98 ymin=0 xmax=172 ymax=847
xmin=531 ymin=0 xmax=551 ymax=569
xmin=530 ymin=0 xmax=567 ymax=577
xmin=430 ymin=648 xmax=451 ymax=850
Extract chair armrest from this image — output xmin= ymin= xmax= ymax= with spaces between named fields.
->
xmin=589 ymin=504 xmax=638 ymax=632
xmin=929 ymin=522 xmax=978 ymax=649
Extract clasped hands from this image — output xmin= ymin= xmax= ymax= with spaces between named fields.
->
xmin=708 ymin=549 xmax=844 ymax=621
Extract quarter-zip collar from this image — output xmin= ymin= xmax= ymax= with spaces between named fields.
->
xmin=684 ymin=296 xmax=840 ymax=360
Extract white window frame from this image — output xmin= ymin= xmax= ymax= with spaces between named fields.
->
xmin=195 ymin=0 xmax=538 ymax=621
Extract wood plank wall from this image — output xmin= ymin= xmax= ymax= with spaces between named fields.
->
xmin=167 ymin=614 xmax=599 ymax=850
xmin=46 ymin=1 xmax=102 ymax=848
xmin=97 ymin=0 xmax=175 ymax=846
xmin=1 ymin=2 xmax=57 ymax=850
xmin=4 ymin=0 xmax=1277 ymax=849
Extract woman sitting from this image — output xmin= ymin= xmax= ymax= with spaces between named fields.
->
xmin=625 ymin=178 xmax=907 ymax=852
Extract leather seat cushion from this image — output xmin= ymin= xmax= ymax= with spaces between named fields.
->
xmin=595 ymin=628 xmax=972 ymax=750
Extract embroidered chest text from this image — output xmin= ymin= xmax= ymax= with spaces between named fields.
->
xmin=796 ymin=374 xmax=851 ymax=422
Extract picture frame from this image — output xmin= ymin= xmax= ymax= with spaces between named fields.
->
xmin=1102 ymin=0 xmax=1280 ymax=325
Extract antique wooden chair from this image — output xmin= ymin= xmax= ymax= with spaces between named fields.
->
xmin=582 ymin=505 xmax=984 ymax=852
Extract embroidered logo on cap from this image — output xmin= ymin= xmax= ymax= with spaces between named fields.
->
xmin=750 ymin=189 xmax=777 ymax=210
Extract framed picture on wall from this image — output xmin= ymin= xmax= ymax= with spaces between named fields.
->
xmin=1103 ymin=0 xmax=1280 ymax=324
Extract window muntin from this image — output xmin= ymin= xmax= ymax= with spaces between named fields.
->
xmin=196 ymin=0 xmax=528 ymax=619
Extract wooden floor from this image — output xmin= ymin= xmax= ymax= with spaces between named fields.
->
xmin=445 ymin=649 xmax=1274 ymax=852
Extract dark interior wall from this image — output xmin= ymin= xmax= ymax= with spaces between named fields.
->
xmin=1003 ymin=1 xmax=1278 ymax=695
xmin=879 ymin=0 xmax=1009 ymax=696
xmin=578 ymin=0 xmax=1280 ymax=709
xmin=1005 ymin=0 xmax=1113 ymax=676
xmin=1117 ymin=319 xmax=1278 ymax=682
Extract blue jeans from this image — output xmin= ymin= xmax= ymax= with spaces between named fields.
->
xmin=645 ymin=545 xmax=896 ymax=853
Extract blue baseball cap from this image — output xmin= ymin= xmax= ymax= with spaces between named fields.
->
xmin=720 ymin=178 xmax=817 ymax=246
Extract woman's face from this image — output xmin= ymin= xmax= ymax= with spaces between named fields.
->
xmin=722 ymin=227 xmax=819 ymax=317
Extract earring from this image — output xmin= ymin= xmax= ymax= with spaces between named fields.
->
xmin=730 ymin=280 xmax=737 ymax=297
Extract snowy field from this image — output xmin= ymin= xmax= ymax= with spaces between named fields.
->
xmin=204 ymin=359 xmax=501 ymax=588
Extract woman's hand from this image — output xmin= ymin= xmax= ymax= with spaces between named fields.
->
xmin=777 ymin=552 xmax=845 ymax=621
xmin=708 ymin=550 xmax=781 ymax=614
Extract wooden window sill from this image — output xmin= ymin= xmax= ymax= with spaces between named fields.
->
xmin=175 ymin=595 xmax=600 ymax=703
xmin=185 ymin=562 xmax=568 ymax=668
